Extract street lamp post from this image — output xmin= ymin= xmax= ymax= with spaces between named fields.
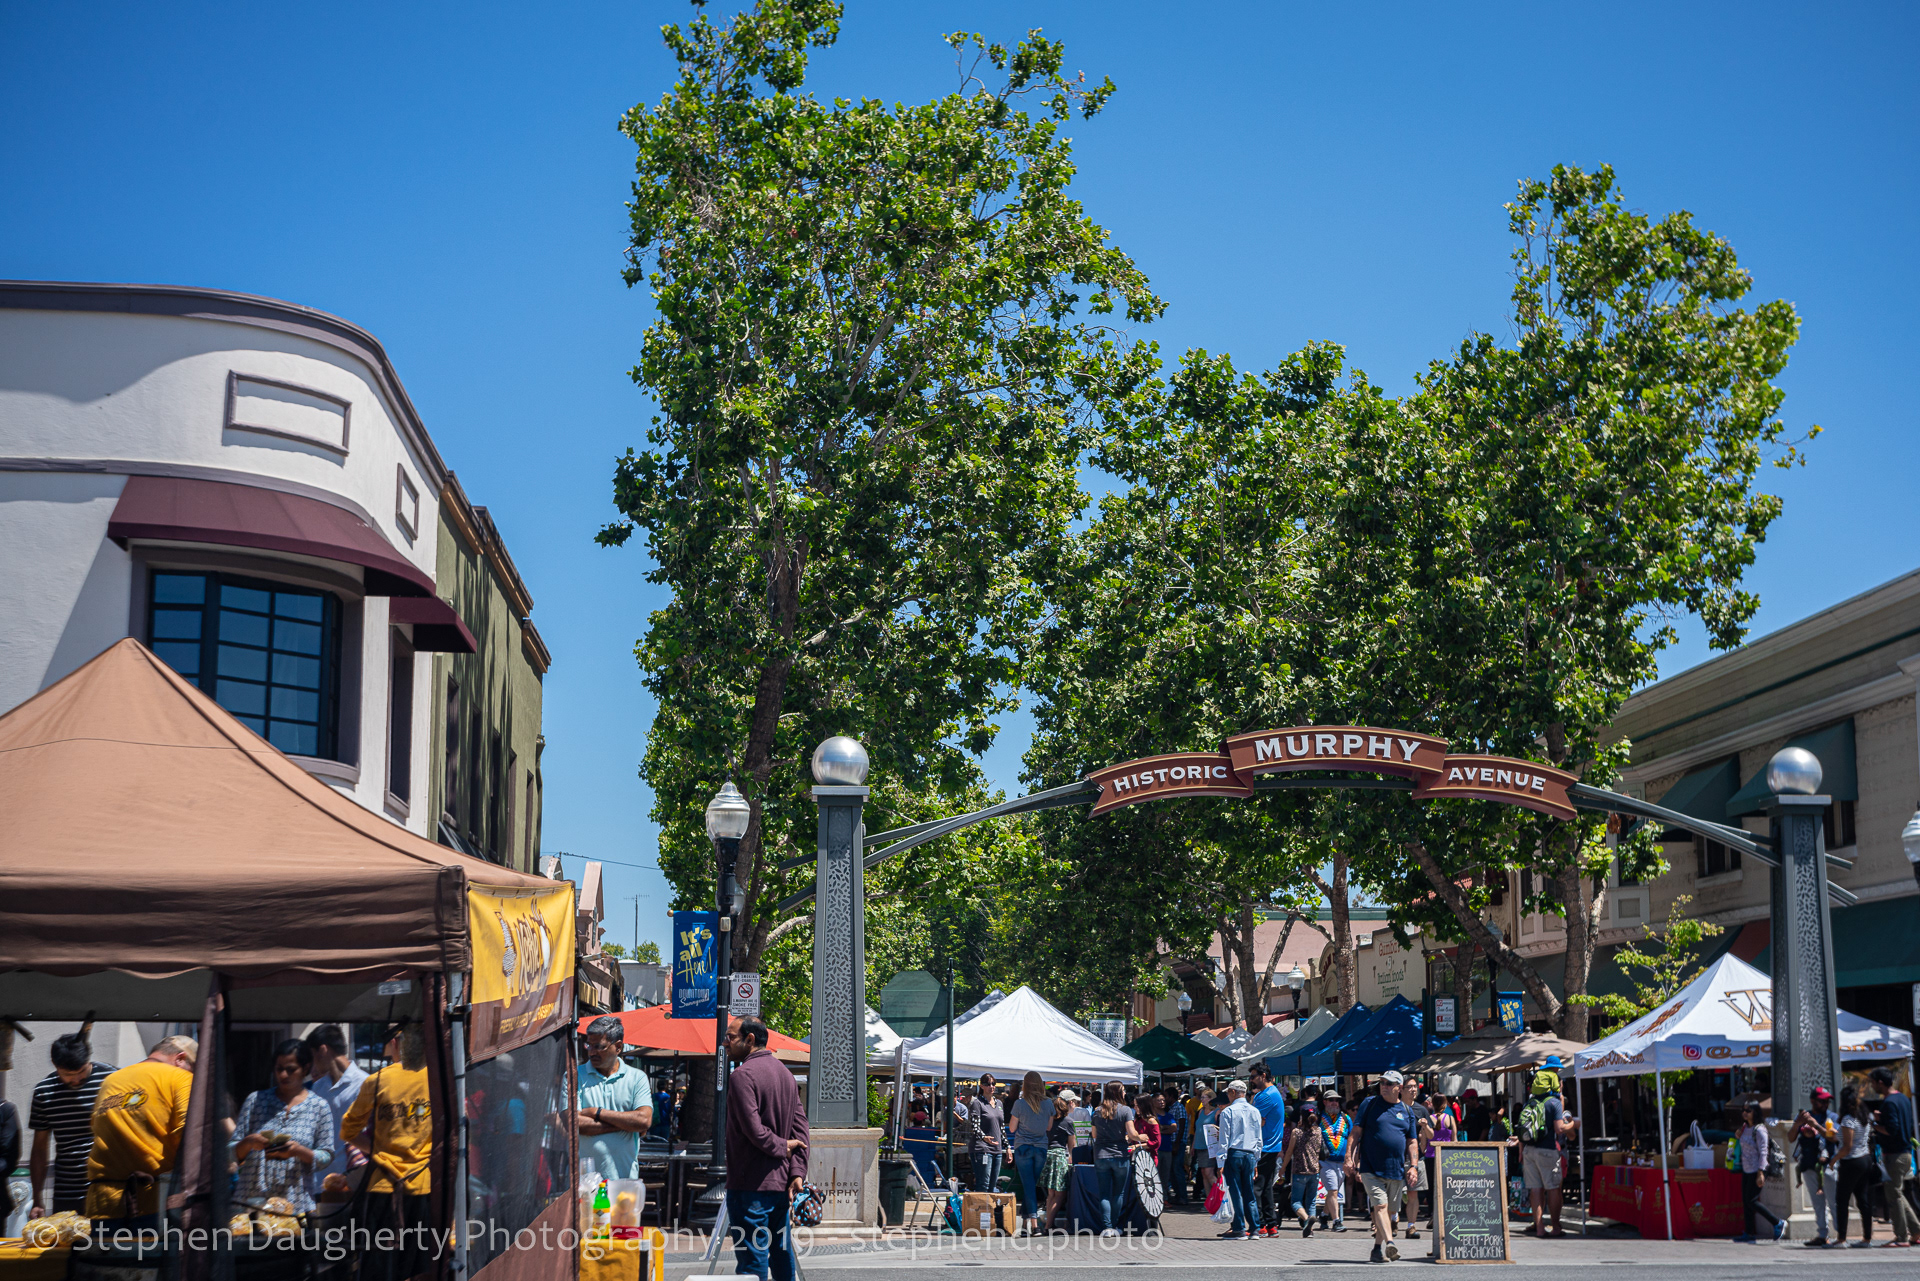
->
xmin=1176 ymin=990 xmax=1193 ymax=1038
xmin=705 ymin=781 xmax=752 ymax=1173
xmin=808 ymin=736 xmax=870 ymax=1128
xmin=1762 ymin=747 xmax=1842 ymax=1122
xmin=1902 ymin=809 xmax=1920 ymax=889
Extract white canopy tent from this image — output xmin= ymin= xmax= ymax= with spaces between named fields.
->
xmin=1245 ymin=1007 xmax=1337 ymax=1068
xmin=1569 ymin=951 xmax=1914 ymax=1241
xmin=863 ymin=1005 xmax=903 ymax=1068
xmin=890 ymin=984 xmax=1146 ymax=1084
xmin=1571 ymin=952 xmax=1913 ymax=1079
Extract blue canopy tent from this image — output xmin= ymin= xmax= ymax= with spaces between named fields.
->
xmin=1267 ymin=1000 xmax=1369 ymax=1078
xmin=1293 ymin=994 xmax=1428 ymax=1077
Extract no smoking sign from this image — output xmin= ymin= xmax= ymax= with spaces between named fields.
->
xmin=730 ymin=972 xmax=760 ymax=1017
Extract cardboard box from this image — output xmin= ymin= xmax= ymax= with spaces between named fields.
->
xmin=1601 ymin=1151 xmax=1627 ymax=1166
xmin=960 ymin=1191 xmax=1016 ymax=1236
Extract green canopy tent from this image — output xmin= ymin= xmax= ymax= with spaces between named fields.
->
xmin=1123 ymin=1023 xmax=1242 ymax=1073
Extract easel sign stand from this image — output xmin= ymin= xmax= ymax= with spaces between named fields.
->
xmin=1431 ymin=1143 xmax=1513 ymax=1264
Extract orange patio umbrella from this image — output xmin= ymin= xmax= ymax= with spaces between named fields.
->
xmin=579 ymin=1004 xmax=810 ymax=1064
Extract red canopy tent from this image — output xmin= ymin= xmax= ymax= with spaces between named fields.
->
xmin=580 ymin=1005 xmax=809 ymax=1064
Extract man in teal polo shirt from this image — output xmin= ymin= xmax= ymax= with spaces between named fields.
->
xmin=577 ymin=1016 xmax=654 ymax=1178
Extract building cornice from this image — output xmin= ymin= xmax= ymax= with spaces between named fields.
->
xmin=0 ymin=279 xmax=451 ymax=489
xmin=1620 ymin=669 xmax=1916 ymax=785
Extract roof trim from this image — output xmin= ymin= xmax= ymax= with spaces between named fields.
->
xmin=0 ymin=280 xmax=450 ymax=489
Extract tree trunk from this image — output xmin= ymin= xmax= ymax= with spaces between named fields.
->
xmin=1330 ymin=849 xmax=1356 ymax=1012
xmin=1454 ymin=939 xmax=1476 ymax=1030
xmin=734 ymin=531 xmax=808 ymax=976
xmin=1234 ymin=901 xmax=1264 ymax=1034
xmin=1253 ymin=914 xmax=1300 ymax=1025
xmin=1215 ymin=915 xmax=1241 ymax=1028
xmin=1406 ymin=841 xmax=1562 ymax=1028
xmin=1556 ymin=862 xmax=1601 ymax=1040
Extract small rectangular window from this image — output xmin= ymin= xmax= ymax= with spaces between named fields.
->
xmin=524 ymin=773 xmax=537 ymax=865
xmin=1824 ymin=800 xmax=1856 ymax=849
xmin=1695 ymin=835 xmax=1739 ymax=878
xmin=504 ymin=752 xmax=518 ymax=867
xmin=388 ymin=637 xmax=413 ymax=802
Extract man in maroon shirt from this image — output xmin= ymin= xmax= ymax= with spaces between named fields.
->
xmin=725 ymin=1017 xmax=809 ymax=1281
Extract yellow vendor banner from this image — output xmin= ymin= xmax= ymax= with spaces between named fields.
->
xmin=468 ymin=882 xmax=576 ymax=1061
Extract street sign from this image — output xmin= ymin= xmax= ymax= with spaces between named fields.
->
xmin=1434 ymin=995 xmax=1457 ymax=1035
xmin=731 ymin=972 xmax=761 ymax=1017
xmin=880 ymin=969 xmax=948 ymax=1037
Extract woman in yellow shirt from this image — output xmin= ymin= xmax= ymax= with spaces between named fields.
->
xmin=340 ymin=1025 xmax=433 ymax=1281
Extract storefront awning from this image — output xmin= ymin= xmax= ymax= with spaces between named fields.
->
xmin=108 ymin=474 xmax=434 ymax=596
xmin=1725 ymin=719 xmax=1857 ymax=819
xmin=389 ymin=595 xmax=478 ymax=653
xmin=1652 ymin=756 xmax=1741 ymax=840
xmin=1742 ymin=897 xmax=1920 ymax=989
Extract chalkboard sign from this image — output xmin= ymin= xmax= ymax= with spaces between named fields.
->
xmin=1433 ymin=1142 xmax=1512 ymax=1264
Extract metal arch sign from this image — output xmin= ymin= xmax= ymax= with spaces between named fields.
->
xmin=1085 ymin=724 xmax=1579 ymax=822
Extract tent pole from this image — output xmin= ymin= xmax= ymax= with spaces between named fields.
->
xmin=1654 ymin=1065 xmax=1672 ymax=1241
xmin=1577 ymin=1072 xmax=1587 ymax=1237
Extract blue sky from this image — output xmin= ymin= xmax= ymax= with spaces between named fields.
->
xmin=5 ymin=2 xmax=1914 ymax=959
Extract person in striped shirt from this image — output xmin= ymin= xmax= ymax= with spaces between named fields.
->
xmin=28 ymin=1032 xmax=112 ymax=1217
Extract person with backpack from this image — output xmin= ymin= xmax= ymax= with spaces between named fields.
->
xmin=1516 ymin=1063 xmax=1579 ymax=1238
xmin=1731 ymin=1102 xmax=1786 ymax=1244
xmin=1344 ymin=1070 xmax=1420 ymax=1264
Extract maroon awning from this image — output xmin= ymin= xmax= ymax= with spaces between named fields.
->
xmin=107 ymin=475 xmax=433 ymax=597
xmin=389 ymin=595 xmax=478 ymax=653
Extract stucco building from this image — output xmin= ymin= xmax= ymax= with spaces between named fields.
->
xmin=0 ymin=280 xmax=546 ymax=872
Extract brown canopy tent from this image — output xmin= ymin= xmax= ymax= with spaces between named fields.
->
xmin=0 ymin=640 xmax=576 ymax=1279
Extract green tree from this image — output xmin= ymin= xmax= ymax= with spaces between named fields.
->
xmin=633 ymin=940 xmax=662 ymax=964
xmin=1569 ymin=893 xmax=1723 ymax=1027
xmin=600 ymin=942 xmax=628 ymax=959
xmin=1330 ymin=165 xmax=1807 ymax=1035
xmin=605 ymin=0 xmax=1162 ymax=995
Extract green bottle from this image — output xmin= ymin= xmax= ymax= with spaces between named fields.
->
xmin=592 ymin=1179 xmax=611 ymax=1237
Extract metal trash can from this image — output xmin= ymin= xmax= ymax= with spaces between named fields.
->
xmin=878 ymin=1157 xmax=913 ymax=1226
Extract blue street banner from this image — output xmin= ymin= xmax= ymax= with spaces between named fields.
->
xmin=1496 ymin=992 xmax=1524 ymax=1035
xmin=672 ymin=910 xmax=719 ymax=1019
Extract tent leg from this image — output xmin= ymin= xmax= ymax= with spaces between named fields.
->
xmin=1654 ymin=1066 xmax=1672 ymax=1242
xmin=1578 ymin=1074 xmax=1587 ymax=1237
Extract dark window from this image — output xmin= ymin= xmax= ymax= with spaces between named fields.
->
xmin=443 ymin=679 xmax=461 ymax=820
xmin=1695 ymin=835 xmax=1740 ymax=878
xmin=467 ymin=712 xmax=484 ymax=842
xmin=524 ymin=774 xmax=536 ymax=865
xmin=149 ymin=570 xmax=340 ymax=758
xmin=1823 ymin=800 xmax=1857 ymax=849
xmin=388 ymin=637 xmax=413 ymax=802
xmin=505 ymin=752 xmax=518 ymax=867
xmin=488 ymin=734 xmax=504 ymax=860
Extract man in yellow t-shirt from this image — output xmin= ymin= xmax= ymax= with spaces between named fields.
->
xmin=340 ymin=1024 xmax=433 ymax=1281
xmin=85 ymin=1035 xmax=197 ymax=1222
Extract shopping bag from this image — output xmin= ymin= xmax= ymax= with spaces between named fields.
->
xmin=1212 ymin=1194 xmax=1236 ymax=1225
xmin=1682 ymin=1121 xmax=1716 ymax=1170
xmin=1205 ymin=1181 xmax=1226 ymax=1215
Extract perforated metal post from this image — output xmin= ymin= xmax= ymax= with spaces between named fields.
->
xmin=810 ymin=737 xmax=870 ymax=1128
xmin=1762 ymin=748 xmax=1841 ymax=1118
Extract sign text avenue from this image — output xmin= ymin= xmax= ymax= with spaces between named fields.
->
xmin=1086 ymin=724 xmax=1577 ymax=821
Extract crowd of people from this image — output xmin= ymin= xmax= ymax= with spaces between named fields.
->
xmin=910 ymin=1056 xmax=1594 ymax=1263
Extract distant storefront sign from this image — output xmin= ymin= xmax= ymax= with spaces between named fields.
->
xmin=1434 ymin=995 xmax=1458 ymax=1036
xmin=672 ymin=910 xmax=718 ymax=1019
xmin=1088 ymin=1014 xmax=1128 ymax=1048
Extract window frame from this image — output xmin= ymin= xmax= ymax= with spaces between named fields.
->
xmin=146 ymin=566 xmax=344 ymax=760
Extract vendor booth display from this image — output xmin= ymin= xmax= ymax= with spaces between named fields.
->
xmin=1571 ymin=951 xmax=1915 ymax=1241
xmin=0 ymin=641 xmax=577 ymax=1279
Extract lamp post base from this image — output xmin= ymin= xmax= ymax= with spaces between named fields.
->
xmin=806 ymin=1127 xmax=885 ymax=1227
